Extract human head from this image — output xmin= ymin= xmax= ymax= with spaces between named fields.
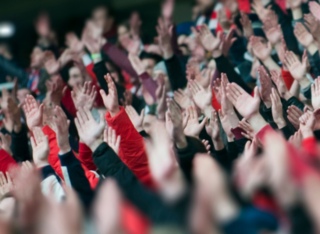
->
xmin=117 ymin=22 xmax=130 ymax=43
xmin=68 ymin=67 xmax=84 ymax=88
xmin=30 ymin=46 xmax=45 ymax=69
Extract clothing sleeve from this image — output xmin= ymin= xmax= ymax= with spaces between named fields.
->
xmin=59 ymin=150 xmax=94 ymax=208
xmin=164 ymin=55 xmax=188 ymax=91
xmin=281 ymin=69 xmax=294 ymax=90
xmin=214 ymin=55 xmax=252 ymax=94
xmin=309 ymin=51 xmax=320 ymax=77
xmin=92 ymin=60 xmax=125 ymax=102
xmin=285 ymin=96 xmax=305 ymax=111
xmin=40 ymin=165 xmax=65 ymax=202
xmin=0 ymin=55 xmax=29 ymax=87
xmin=213 ymin=147 xmax=233 ymax=172
xmin=139 ymin=72 xmax=158 ymax=101
xmin=287 ymin=203 xmax=316 ymax=234
xmin=78 ymin=142 xmax=97 ymax=171
xmin=10 ymin=124 xmax=32 ymax=162
xmin=92 ymin=142 xmax=188 ymax=225
xmin=234 ymin=137 xmax=249 ymax=155
xmin=101 ymin=43 xmax=139 ymax=80
xmin=280 ymin=125 xmax=294 ymax=140
xmin=175 ymin=136 xmax=207 ymax=183
xmin=0 ymin=149 xmax=18 ymax=173
xmin=105 ymin=106 xmax=154 ymax=188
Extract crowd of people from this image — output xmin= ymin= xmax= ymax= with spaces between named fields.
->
xmin=0 ymin=0 xmax=320 ymax=232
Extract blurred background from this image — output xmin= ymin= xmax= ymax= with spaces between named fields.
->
xmin=0 ymin=0 xmax=194 ymax=67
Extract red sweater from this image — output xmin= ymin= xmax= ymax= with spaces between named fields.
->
xmin=42 ymin=125 xmax=99 ymax=189
xmin=105 ymin=107 xmax=155 ymax=188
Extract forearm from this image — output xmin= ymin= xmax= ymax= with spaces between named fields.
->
xmin=10 ymin=124 xmax=32 ymax=162
xmin=101 ymin=42 xmax=139 ymax=80
xmin=164 ymin=55 xmax=188 ymax=91
xmin=139 ymin=72 xmax=158 ymax=101
xmin=262 ymin=56 xmax=281 ymax=72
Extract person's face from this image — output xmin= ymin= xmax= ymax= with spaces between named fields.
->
xmin=142 ymin=59 xmax=156 ymax=76
xmin=117 ymin=25 xmax=130 ymax=42
xmin=105 ymin=62 xmax=119 ymax=83
xmin=68 ymin=67 xmax=84 ymax=88
xmin=30 ymin=47 xmax=45 ymax=69
xmin=143 ymin=114 xmax=157 ymax=135
xmin=17 ymin=88 xmax=31 ymax=105
xmin=92 ymin=8 xmax=107 ymax=30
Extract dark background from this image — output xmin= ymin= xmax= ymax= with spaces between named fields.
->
xmin=0 ymin=0 xmax=194 ymax=67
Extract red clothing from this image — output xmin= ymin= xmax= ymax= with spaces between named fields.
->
xmin=42 ymin=125 xmax=99 ymax=189
xmin=0 ymin=149 xmax=17 ymax=173
xmin=61 ymin=87 xmax=77 ymax=117
xmin=105 ymin=107 xmax=155 ymax=188
xmin=281 ymin=69 xmax=294 ymax=90
xmin=211 ymin=89 xmax=221 ymax=111
xmin=78 ymin=142 xmax=97 ymax=171
xmin=256 ymin=125 xmax=320 ymax=184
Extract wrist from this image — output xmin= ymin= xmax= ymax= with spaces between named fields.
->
xmin=299 ymin=77 xmax=311 ymax=89
xmin=282 ymin=91 xmax=293 ymax=100
xmin=301 ymin=128 xmax=314 ymax=139
xmin=275 ymin=118 xmax=286 ymax=129
xmin=264 ymin=101 xmax=272 ymax=109
xmin=247 ymin=113 xmax=268 ymax=133
xmin=211 ymin=49 xmax=222 ymax=58
xmin=13 ymin=122 xmax=22 ymax=133
xmin=307 ymin=42 xmax=318 ymax=55
xmin=291 ymin=7 xmax=302 ymax=19
xmin=109 ymin=106 xmax=120 ymax=117
xmin=227 ymin=135 xmax=234 ymax=142
xmin=163 ymin=47 xmax=173 ymax=60
xmin=88 ymin=139 xmax=103 ymax=152
xmin=59 ymin=145 xmax=71 ymax=155
xmin=174 ymin=130 xmax=188 ymax=149
xmin=203 ymin=105 xmax=214 ymax=118
xmin=34 ymin=161 xmax=49 ymax=169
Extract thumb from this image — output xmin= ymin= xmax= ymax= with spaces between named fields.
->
xmin=199 ymin=117 xmax=208 ymax=128
xmin=140 ymin=108 xmax=145 ymax=117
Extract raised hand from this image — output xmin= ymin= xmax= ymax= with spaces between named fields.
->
xmin=288 ymin=129 xmax=303 ymax=147
xmin=156 ymin=76 xmax=167 ymax=121
xmin=0 ymin=132 xmax=12 ymax=156
xmin=226 ymin=83 xmax=260 ymax=119
xmin=166 ymin=99 xmax=186 ymax=146
xmin=65 ymin=32 xmax=84 ymax=54
xmin=173 ymin=88 xmax=192 ymax=109
xmin=100 ymin=74 xmax=120 ymax=117
xmin=309 ymin=1 xmax=320 ymax=21
xmin=240 ymin=11 xmax=253 ymax=40
xmin=258 ymin=66 xmax=272 ymax=106
xmin=128 ymin=53 xmax=145 ymax=76
xmin=51 ymin=106 xmax=71 ymax=154
xmin=71 ymin=81 xmax=97 ymax=111
xmin=120 ymin=37 xmax=141 ymax=55
xmin=198 ymin=25 xmax=222 ymax=53
xmin=189 ymin=80 xmax=212 ymax=111
xmin=294 ymin=22 xmax=314 ymax=48
xmin=220 ymin=73 xmax=233 ymax=115
xmin=120 ymin=90 xmax=133 ymax=107
xmin=311 ymin=77 xmax=320 ymax=110
xmin=287 ymin=0 xmax=302 ymax=9
xmin=162 ymin=0 xmax=175 ymax=22
xmin=218 ymin=109 xmax=234 ymax=140
xmin=202 ymin=139 xmax=211 ymax=154
xmin=156 ymin=17 xmax=173 ymax=59
xmin=45 ymin=75 xmax=67 ymax=107
xmin=0 ymin=171 xmax=13 ymax=196
xmin=82 ymin=28 xmax=104 ymax=55
xmin=23 ymin=95 xmax=44 ymax=130
xmin=287 ymin=105 xmax=303 ymax=130
xmin=299 ymin=110 xmax=315 ymax=138
xmin=252 ymin=0 xmax=273 ymax=21
xmin=103 ymin=126 xmax=121 ymax=155
xmin=130 ymin=11 xmax=142 ymax=40
xmin=284 ymin=51 xmax=307 ymax=81
xmin=270 ymin=88 xmax=286 ymax=129
xmin=250 ymin=36 xmax=272 ymax=62
xmin=183 ymin=106 xmax=207 ymax=138
xmin=75 ymin=107 xmax=105 ymax=151
xmin=125 ymin=106 xmax=145 ymax=132
xmin=238 ymin=118 xmax=255 ymax=140
xmin=304 ymin=14 xmax=320 ymax=43
xmin=270 ymin=69 xmax=291 ymax=100
xmin=262 ymin=18 xmax=282 ymax=45
xmin=277 ymin=37 xmax=288 ymax=70
xmin=30 ymin=127 xmax=49 ymax=168
xmin=221 ymin=28 xmax=237 ymax=57
xmin=43 ymin=50 xmax=61 ymax=75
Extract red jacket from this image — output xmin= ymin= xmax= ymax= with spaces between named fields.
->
xmin=42 ymin=125 xmax=99 ymax=189
xmin=105 ymin=107 xmax=155 ymax=188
